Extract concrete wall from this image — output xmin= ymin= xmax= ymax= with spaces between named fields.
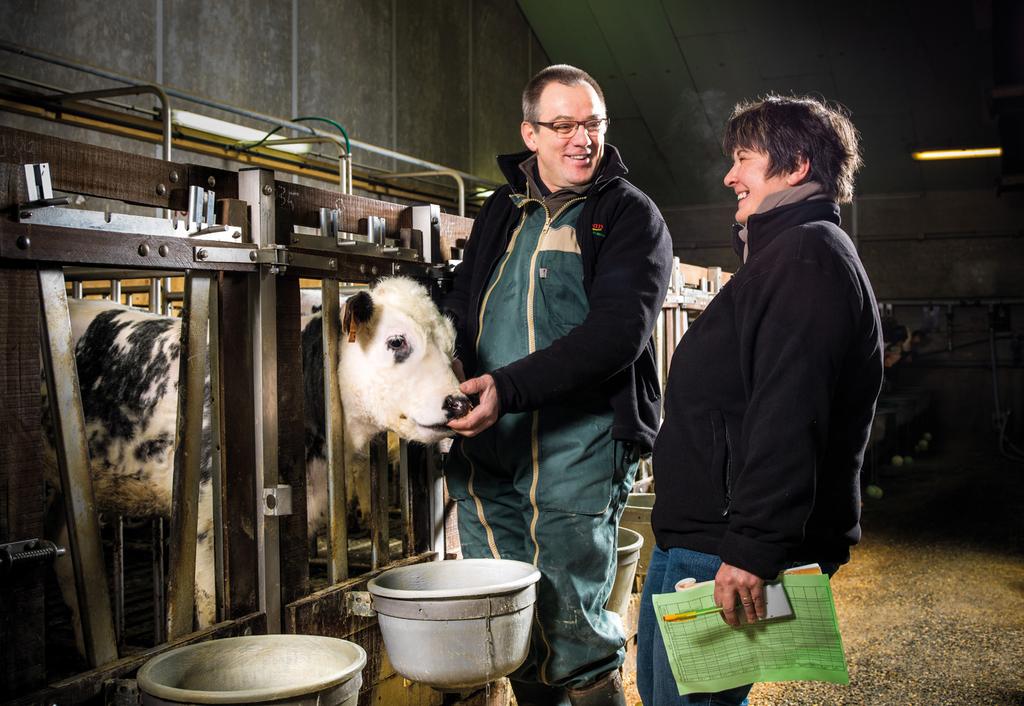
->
xmin=663 ymin=189 xmax=1024 ymax=299
xmin=662 ymin=187 xmax=1024 ymax=448
xmin=0 ymin=0 xmax=548 ymax=187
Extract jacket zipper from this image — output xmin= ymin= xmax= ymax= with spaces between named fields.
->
xmin=722 ymin=415 xmax=733 ymax=516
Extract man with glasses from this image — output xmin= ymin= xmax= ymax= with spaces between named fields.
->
xmin=444 ymin=64 xmax=672 ymax=706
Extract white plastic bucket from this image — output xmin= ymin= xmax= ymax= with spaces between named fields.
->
xmin=606 ymin=526 xmax=644 ymax=620
xmin=367 ymin=558 xmax=540 ymax=690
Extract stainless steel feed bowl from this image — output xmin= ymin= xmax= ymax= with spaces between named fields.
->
xmin=136 ymin=634 xmax=366 ymax=706
xmin=368 ymin=558 xmax=541 ymax=690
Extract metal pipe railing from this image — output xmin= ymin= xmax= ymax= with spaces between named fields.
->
xmin=49 ymin=85 xmax=172 ymax=161
xmin=0 ymin=40 xmax=499 ymax=191
xmin=380 ymin=169 xmax=465 ymax=216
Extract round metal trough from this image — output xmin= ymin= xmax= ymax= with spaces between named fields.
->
xmin=136 ymin=634 xmax=366 ymax=706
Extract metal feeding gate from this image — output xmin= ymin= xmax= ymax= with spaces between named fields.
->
xmin=0 ymin=126 xmax=473 ymax=704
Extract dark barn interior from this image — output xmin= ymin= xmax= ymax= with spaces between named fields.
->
xmin=1 ymin=1 xmax=1022 ymax=705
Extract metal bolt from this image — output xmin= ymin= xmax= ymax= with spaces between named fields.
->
xmin=158 ymin=244 xmax=170 ymax=257
xmin=15 ymin=235 xmax=30 ymax=250
xmin=371 ymin=266 xmax=378 ymax=276
xmin=359 ymin=264 xmax=366 ymax=274
xmin=431 ymin=216 xmax=439 ymax=226
xmin=156 ymin=183 xmax=167 ymax=196
xmin=262 ymin=184 xmax=273 ymax=196
xmin=169 ymin=170 xmax=179 ymax=183
xmin=249 ymin=250 xmax=258 ymax=262
xmin=138 ymin=244 xmax=150 ymax=256
xmin=394 ymin=264 xmax=402 ymax=273
xmin=328 ymin=259 xmax=336 ymax=269
xmin=196 ymin=248 xmax=208 ymax=261
xmin=207 ymin=176 xmax=216 ymax=188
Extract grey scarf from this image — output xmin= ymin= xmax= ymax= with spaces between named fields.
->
xmin=737 ymin=181 xmax=827 ymax=262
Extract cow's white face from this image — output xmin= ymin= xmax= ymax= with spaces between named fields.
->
xmin=339 ymin=278 xmax=468 ymax=448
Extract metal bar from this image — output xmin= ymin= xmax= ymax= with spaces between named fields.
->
xmin=208 ymin=281 xmax=225 ymax=620
xmin=113 ymin=515 xmax=125 ymax=649
xmin=152 ymin=518 xmax=166 ymax=645
xmin=49 ymin=84 xmax=172 ymax=161
xmin=37 ymin=267 xmax=118 ymax=667
xmin=427 ymin=448 xmax=445 ymax=561
xmin=148 ymin=278 xmax=161 ymax=313
xmin=399 ymin=439 xmax=412 ymax=557
xmin=381 ymin=170 xmax=466 ymax=216
xmin=241 ymin=168 xmax=282 ymax=633
xmin=0 ymin=41 xmax=497 ymax=187
xmin=166 ymin=272 xmax=213 ymax=640
xmin=369 ymin=434 xmax=389 ymax=570
xmin=320 ymin=277 xmax=349 ymax=583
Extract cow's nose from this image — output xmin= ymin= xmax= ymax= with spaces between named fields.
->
xmin=443 ymin=394 xmax=472 ymax=420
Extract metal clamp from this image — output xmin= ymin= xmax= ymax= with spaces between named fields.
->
xmin=17 ymin=163 xmax=70 ymax=212
xmin=345 ymin=591 xmax=376 ymax=618
xmin=263 ymin=484 xmax=293 ymax=516
xmin=188 ymin=185 xmax=216 ymax=229
xmin=0 ymin=538 xmax=66 ymax=575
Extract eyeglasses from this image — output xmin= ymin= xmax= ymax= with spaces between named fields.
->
xmin=533 ymin=117 xmax=609 ymax=138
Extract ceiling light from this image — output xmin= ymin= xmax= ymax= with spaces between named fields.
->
xmin=911 ymin=147 xmax=1002 ymax=161
xmin=171 ymin=110 xmax=311 ymax=154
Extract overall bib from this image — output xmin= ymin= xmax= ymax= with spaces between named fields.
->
xmin=446 ymin=192 xmax=638 ymax=689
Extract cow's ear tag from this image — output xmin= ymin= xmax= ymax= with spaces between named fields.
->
xmin=342 ymin=304 xmax=359 ymax=342
xmin=344 ymin=291 xmax=374 ymax=343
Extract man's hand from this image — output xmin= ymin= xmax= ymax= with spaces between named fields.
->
xmin=713 ymin=561 xmax=765 ymax=627
xmin=447 ymin=374 xmax=499 ymax=436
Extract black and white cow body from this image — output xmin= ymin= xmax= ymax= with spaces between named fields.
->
xmin=44 ymin=277 xmax=469 ymax=633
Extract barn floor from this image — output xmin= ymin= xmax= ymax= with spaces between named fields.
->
xmin=620 ymin=438 xmax=1024 ymax=706
xmin=744 ymin=438 xmax=1024 ymax=706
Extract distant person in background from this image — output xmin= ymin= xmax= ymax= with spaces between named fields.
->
xmin=637 ymin=95 xmax=884 ymax=706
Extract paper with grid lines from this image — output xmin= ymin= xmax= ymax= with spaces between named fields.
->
xmin=652 ymin=574 xmax=849 ymax=695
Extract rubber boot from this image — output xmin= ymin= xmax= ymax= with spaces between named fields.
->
xmin=566 ymin=669 xmax=626 ymax=706
xmin=509 ymin=678 xmax=570 ymax=706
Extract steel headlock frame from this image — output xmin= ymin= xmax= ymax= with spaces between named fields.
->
xmin=0 ymin=125 xmax=474 ymax=703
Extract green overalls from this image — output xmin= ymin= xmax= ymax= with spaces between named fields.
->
xmin=446 ymin=185 xmax=638 ymax=690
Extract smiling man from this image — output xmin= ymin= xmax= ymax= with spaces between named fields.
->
xmin=637 ymin=95 xmax=884 ymax=706
xmin=443 ymin=65 xmax=672 ymax=706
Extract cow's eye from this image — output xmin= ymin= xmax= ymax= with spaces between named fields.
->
xmin=386 ymin=335 xmax=406 ymax=351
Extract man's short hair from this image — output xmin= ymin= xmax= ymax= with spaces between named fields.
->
xmin=722 ymin=95 xmax=863 ymax=203
xmin=522 ymin=64 xmax=606 ymax=124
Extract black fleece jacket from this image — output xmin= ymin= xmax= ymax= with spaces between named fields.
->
xmin=651 ymin=199 xmax=883 ymax=579
xmin=443 ymin=145 xmax=673 ymax=451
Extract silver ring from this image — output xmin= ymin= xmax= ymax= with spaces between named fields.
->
xmin=741 ymin=598 xmax=752 ymax=605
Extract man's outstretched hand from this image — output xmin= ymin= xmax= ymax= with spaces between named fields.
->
xmin=447 ymin=373 xmax=500 ymax=436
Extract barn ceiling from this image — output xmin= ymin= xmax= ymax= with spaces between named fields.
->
xmin=517 ymin=0 xmax=1008 ymax=208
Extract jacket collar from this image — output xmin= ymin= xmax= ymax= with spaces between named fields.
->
xmin=731 ymin=200 xmax=842 ymax=259
xmin=496 ymin=144 xmax=629 ymax=196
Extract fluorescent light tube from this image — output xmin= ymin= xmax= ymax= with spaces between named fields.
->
xmin=171 ymin=110 xmax=311 ymax=154
xmin=911 ymin=147 xmax=1002 ymax=161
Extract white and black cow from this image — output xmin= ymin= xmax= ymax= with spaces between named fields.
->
xmin=44 ymin=276 xmax=470 ymax=636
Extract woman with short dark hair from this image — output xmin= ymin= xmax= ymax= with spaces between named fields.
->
xmin=636 ymin=95 xmax=883 ymax=705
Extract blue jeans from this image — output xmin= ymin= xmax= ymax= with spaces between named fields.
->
xmin=637 ymin=546 xmax=840 ymax=706
xmin=637 ymin=546 xmax=752 ymax=706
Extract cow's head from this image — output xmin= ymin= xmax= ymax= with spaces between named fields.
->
xmin=339 ymin=277 xmax=470 ymax=447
